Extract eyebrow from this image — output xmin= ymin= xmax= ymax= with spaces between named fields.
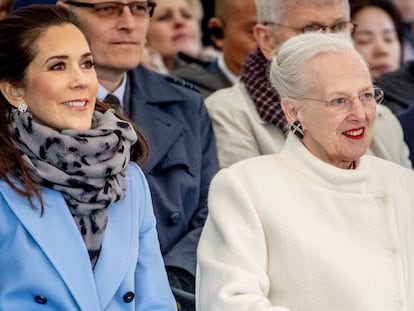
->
xmin=353 ymin=28 xmax=397 ymax=36
xmin=301 ymin=17 xmax=348 ymax=26
xmin=43 ymin=52 xmax=93 ymax=65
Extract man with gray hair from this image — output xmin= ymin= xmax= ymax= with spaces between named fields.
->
xmin=205 ymin=0 xmax=411 ymax=169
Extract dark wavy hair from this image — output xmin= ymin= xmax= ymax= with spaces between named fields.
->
xmin=0 ymin=5 xmax=149 ymax=211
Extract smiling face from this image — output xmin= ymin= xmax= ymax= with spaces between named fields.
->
xmin=296 ymin=51 xmax=376 ymax=168
xmin=17 ymin=24 xmax=98 ymax=130
xmin=352 ymin=6 xmax=401 ymax=79
xmin=147 ymin=0 xmax=202 ymax=69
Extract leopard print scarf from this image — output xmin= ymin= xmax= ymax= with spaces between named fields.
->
xmin=9 ymin=109 xmax=137 ymax=267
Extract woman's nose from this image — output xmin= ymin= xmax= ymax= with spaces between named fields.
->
xmin=70 ymin=68 xmax=87 ymax=89
xmin=373 ymin=37 xmax=389 ymax=55
xmin=173 ymin=13 xmax=186 ymax=28
xmin=347 ymin=98 xmax=367 ymax=120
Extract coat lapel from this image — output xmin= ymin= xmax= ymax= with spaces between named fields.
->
xmin=132 ymin=103 xmax=184 ymax=173
xmin=93 ymin=195 xmax=135 ymax=309
xmin=0 ymin=183 xmax=100 ymax=310
xmin=127 ymin=66 xmax=186 ymax=173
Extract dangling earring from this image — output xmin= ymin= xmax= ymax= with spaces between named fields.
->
xmin=18 ymin=102 xmax=28 ymax=113
xmin=290 ymin=120 xmax=304 ymax=139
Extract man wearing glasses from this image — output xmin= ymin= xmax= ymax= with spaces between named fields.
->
xmin=205 ymin=0 xmax=411 ymax=169
xmin=58 ymin=1 xmax=219 ymax=310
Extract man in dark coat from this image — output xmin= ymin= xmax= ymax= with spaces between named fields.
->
xmin=58 ymin=1 xmax=219 ymax=310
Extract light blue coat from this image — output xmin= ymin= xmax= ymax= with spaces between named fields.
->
xmin=0 ymin=163 xmax=177 ymax=310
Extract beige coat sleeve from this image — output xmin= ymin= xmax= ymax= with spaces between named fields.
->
xmin=369 ymin=104 xmax=412 ymax=169
xmin=205 ymin=83 xmax=286 ymax=168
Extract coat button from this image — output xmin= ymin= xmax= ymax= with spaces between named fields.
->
xmin=34 ymin=295 xmax=48 ymax=304
xmin=123 ymin=291 xmax=135 ymax=303
xmin=169 ymin=212 xmax=181 ymax=225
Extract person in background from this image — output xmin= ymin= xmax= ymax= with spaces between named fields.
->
xmin=391 ymin=0 xmax=414 ymax=62
xmin=197 ymin=32 xmax=414 ymax=311
xmin=376 ymin=23 xmax=414 ymax=115
xmin=0 ymin=5 xmax=176 ymax=310
xmin=174 ymin=0 xmax=257 ymax=98
xmin=205 ymin=0 xmax=411 ymax=169
xmin=398 ymin=105 xmax=414 ymax=165
xmin=350 ymin=0 xmax=403 ymax=80
xmin=58 ymin=0 xmax=219 ymax=310
xmin=0 ymin=0 xmax=13 ymax=19
xmin=145 ymin=0 xmax=217 ymax=73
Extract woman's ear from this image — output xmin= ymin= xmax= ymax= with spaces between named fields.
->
xmin=0 ymin=81 xmax=25 ymax=108
xmin=280 ymin=97 xmax=298 ymax=124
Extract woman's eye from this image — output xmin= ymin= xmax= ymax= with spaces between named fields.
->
xmin=181 ymin=10 xmax=194 ymax=19
xmin=360 ymin=92 xmax=374 ymax=101
xmin=82 ymin=60 xmax=95 ymax=69
xmin=384 ymin=33 xmax=398 ymax=44
xmin=50 ymin=62 xmax=66 ymax=70
xmin=352 ymin=34 xmax=372 ymax=45
xmin=155 ymin=12 xmax=171 ymax=21
xmin=330 ymin=97 xmax=349 ymax=106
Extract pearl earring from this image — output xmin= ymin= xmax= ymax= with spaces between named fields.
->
xmin=18 ymin=102 xmax=28 ymax=112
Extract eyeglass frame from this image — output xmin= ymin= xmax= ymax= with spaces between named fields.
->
xmin=289 ymin=87 xmax=384 ymax=112
xmin=65 ymin=1 xmax=156 ymax=18
xmin=264 ymin=20 xmax=357 ymax=34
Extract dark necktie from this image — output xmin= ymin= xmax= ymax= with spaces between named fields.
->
xmin=104 ymin=93 xmax=121 ymax=108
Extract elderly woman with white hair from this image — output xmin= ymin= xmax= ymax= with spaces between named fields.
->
xmin=196 ymin=32 xmax=414 ymax=311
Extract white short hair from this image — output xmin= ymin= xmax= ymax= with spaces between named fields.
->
xmin=269 ymin=32 xmax=366 ymax=99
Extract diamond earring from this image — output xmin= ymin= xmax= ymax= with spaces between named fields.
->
xmin=18 ymin=102 xmax=28 ymax=112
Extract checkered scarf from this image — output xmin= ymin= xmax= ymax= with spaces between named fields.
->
xmin=240 ymin=48 xmax=289 ymax=133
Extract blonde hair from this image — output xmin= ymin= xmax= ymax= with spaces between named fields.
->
xmin=185 ymin=0 xmax=203 ymax=22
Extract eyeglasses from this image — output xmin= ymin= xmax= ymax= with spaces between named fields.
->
xmin=292 ymin=88 xmax=384 ymax=112
xmin=65 ymin=1 xmax=156 ymax=18
xmin=265 ymin=20 xmax=356 ymax=34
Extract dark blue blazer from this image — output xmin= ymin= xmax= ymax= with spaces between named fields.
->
xmin=124 ymin=65 xmax=219 ymax=277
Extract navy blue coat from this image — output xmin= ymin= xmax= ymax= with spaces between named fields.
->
xmin=398 ymin=106 xmax=414 ymax=165
xmin=124 ymin=65 xmax=219 ymax=278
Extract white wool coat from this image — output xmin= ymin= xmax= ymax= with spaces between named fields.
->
xmin=197 ymin=134 xmax=414 ymax=311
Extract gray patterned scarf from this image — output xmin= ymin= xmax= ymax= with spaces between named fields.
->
xmin=9 ymin=109 xmax=137 ymax=267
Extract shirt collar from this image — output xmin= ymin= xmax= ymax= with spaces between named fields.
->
xmin=97 ymin=73 xmax=127 ymax=108
xmin=217 ymin=53 xmax=238 ymax=84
